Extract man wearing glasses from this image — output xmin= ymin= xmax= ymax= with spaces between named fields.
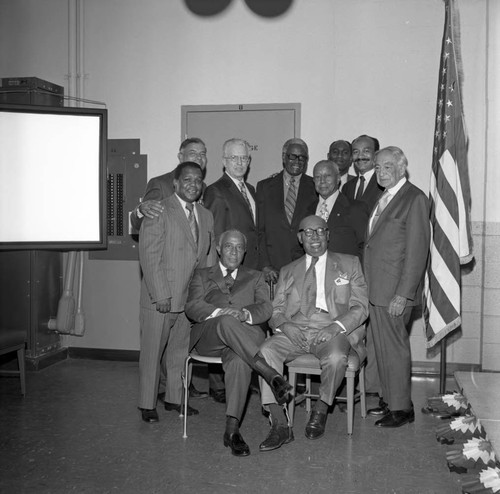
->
xmin=256 ymin=138 xmax=317 ymax=284
xmin=258 ymin=215 xmax=368 ymax=450
xmin=204 ymin=138 xmax=258 ymax=269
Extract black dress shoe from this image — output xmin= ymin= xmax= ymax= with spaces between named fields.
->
xmin=223 ymin=431 xmax=250 ymax=457
xmin=209 ymin=388 xmax=226 ymax=404
xmin=139 ymin=408 xmax=159 ymax=423
xmin=269 ymin=375 xmax=293 ymax=405
xmin=164 ymin=401 xmax=199 ymax=416
xmin=367 ymin=399 xmax=389 ymax=417
xmin=305 ymin=411 xmax=328 ymax=440
xmin=375 ymin=408 xmax=415 ymax=428
xmin=157 ymin=392 xmax=165 ymax=403
xmin=259 ymin=423 xmax=294 ymax=451
xmin=189 ymin=384 xmax=209 ymax=399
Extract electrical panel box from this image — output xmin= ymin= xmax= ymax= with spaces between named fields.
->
xmin=0 ymin=76 xmax=64 ymax=106
xmin=89 ymin=139 xmax=147 ymax=261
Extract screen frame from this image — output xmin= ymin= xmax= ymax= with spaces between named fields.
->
xmin=0 ymin=103 xmax=108 ymax=251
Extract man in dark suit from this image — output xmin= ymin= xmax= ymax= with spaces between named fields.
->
xmin=308 ymin=160 xmax=366 ymax=258
xmin=257 ymin=138 xmax=317 ymax=284
xmin=364 ymin=146 xmax=430 ymax=428
xmin=185 ymin=230 xmax=292 ymax=457
xmin=133 ymin=137 xmax=210 ymax=400
xmin=204 ymin=138 xmax=258 ymax=269
xmin=342 ymin=134 xmax=384 ymax=214
xmin=131 ymin=137 xmax=207 ymax=230
xmin=327 ymin=139 xmax=356 ymax=189
xmin=138 ymin=162 xmax=216 ymax=423
xmin=258 ymin=215 xmax=368 ymax=451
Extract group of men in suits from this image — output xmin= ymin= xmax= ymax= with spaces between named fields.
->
xmin=136 ymin=133 xmax=430 ymax=455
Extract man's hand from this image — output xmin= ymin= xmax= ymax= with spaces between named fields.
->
xmin=262 ymin=266 xmax=279 ymax=284
xmin=138 ymin=200 xmax=164 ymax=219
xmin=156 ymin=298 xmax=171 ymax=313
xmin=280 ymin=323 xmax=308 ymax=350
xmin=218 ymin=307 xmax=244 ymax=320
xmin=388 ymin=294 xmax=407 ymax=317
xmin=313 ymin=324 xmax=343 ymax=345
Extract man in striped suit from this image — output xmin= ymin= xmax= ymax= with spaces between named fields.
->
xmin=138 ymin=162 xmax=216 ymax=423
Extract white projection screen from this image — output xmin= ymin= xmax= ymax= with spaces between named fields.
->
xmin=0 ymin=105 xmax=107 ymax=250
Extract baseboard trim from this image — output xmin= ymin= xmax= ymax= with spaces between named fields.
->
xmin=411 ymin=361 xmax=481 ymax=376
xmin=26 ymin=347 xmax=68 ymax=371
xmin=68 ymin=347 xmax=139 ymax=362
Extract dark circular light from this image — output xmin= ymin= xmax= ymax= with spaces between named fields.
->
xmin=244 ymin=0 xmax=293 ymax=18
xmin=184 ymin=0 xmax=232 ymax=17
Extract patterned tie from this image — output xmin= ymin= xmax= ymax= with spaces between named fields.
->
xmin=238 ymin=181 xmax=254 ymax=223
xmin=355 ymin=175 xmax=365 ymax=200
xmin=370 ymin=191 xmax=390 ymax=233
xmin=185 ymin=202 xmax=199 ymax=244
xmin=224 ymin=268 xmax=235 ymax=291
xmin=319 ymin=201 xmax=329 ymax=221
xmin=285 ymin=177 xmax=297 ymax=224
xmin=300 ymin=256 xmax=319 ymax=318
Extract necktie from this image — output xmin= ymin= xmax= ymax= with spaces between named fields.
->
xmin=319 ymin=201 xmax=329 ymax=221
xmin=185 ymin=202 xmax=199 ymax=244
xmin=224 ymin=268 xmax=234 ymax=291
xmin=238 ymin=181 xmax=254 ymax=223
xmin=355 ymin=175 xmax=365 ymax=200
xmin=300 ymin=256 xmax=319 ymax=318
xmin=370 ymin=191 xmax=390 ymax=233
xmin=285 ymin=177 xmax=297 ymax=224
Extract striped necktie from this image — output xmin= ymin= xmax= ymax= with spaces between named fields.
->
xmin=285 ymin=177 xmax=297 ymax=224
xmin=185 ymin=202 xmax=199 ymax=244
xmin=300 ymin=256 xmax=319 ymax=318
xmin=238 ymin=181 xmax=254 ymax=223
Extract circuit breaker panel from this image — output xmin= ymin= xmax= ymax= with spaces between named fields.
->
xmin=89 ymin=139 xmax=147 ymax=261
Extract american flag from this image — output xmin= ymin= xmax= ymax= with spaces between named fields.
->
xmin=423 ymin=0 xmax=473 ymax=348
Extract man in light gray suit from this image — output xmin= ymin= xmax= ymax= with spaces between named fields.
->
xmin=138 ymin=162 xmax=216 ymax=423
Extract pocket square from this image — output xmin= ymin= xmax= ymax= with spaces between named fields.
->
xmin=334 ymin=277 xmax=350 ymax=286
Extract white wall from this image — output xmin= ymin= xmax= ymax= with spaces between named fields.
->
xmin=1 ymin=0 xmax=496 ymax=368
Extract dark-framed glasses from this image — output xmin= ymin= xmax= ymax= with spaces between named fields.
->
xmin=224 ymin=155 xmax=250 ymax=165
xmin=299 ymin=227 xmax=328 ymax=237
xmin=286 ymin=153 xmax=308 ymax=163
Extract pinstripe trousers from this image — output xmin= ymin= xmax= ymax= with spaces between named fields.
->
xmin=138 ymin=308 xmax=190 ymax=409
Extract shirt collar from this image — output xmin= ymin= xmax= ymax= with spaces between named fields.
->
xmin=320 ymin=189 xmax=339 ymax=208
xmin=386 ymin=176 xmax=407 ymax=196
xmin=283 ymin=170 xmax=301 ymax=184
xmin=219 ymin=261 xmax=237 ymax=277
xmin=359 ymin=168 xmax=375 ymax=182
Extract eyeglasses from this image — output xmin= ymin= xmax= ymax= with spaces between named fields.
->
xmin=224 ymin=155 xmax=250 ymax=165
xmin=185 ymin=151 xmax=207 ymax=159
xmin=299 ymin=227 xmax=328 ymax=237
xmin=286 ymin=153 xmax=308 ymax=163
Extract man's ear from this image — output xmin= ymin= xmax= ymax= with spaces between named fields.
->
xmin=297 ymin=232 xmax=303 ymax=246
xmin=173 ymin=178 xmax=179 ymax=192
xmin=177 ymin=152 xmax=183 ymax=163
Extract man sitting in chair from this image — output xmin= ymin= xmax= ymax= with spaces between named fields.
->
xmin=185 ymin=229 xmax=293 ymax=457
xmin=258 ymin=215 xmax=369 ymax=451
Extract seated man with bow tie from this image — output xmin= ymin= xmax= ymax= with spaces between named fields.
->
xmin=258 ymin=215 xmax=369 ymax=451
xmin=185 ymin=229 xmax=293 ymax=457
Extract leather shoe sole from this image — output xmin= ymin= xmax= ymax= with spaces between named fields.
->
xmin=223 ymin=432 xmax=250 ymax=457
xmin=375 ymin=409 xmax=415 ymax=428
xmin=305 ymin=411 xmax=327 ymax=440
xmin=259 ymin=424 xmax=294 ymax=452
xmin=164 ymin=402 xmax=199 ymax=416
xmin=139 ymin=408 xmax=159 ymax=423
xmin=270 ymin=375 xmax=293 ymax=405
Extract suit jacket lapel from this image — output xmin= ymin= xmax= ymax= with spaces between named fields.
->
xmin=325 ymin=253 xmax=339 ymax=302
xmin=369 ymin=181 xmax=409 ymax=237
xmin=208 ymin=264 xmax=228 ymax=293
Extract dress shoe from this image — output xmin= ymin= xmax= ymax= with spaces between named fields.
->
xmin=189 ymin=384 xmax=208 ymax=399
xmin=157 ymin=392 xmax=166 ymax=403
xmin=164 ymin=401 xmax=199 ymax=416
xmin=305 ymin=411 xmax=328 ymax=440
xmin=259 ymin=423 xmax=294 ymax=451
xmin=209 ymin=388 xmax=226 ymax=404
xmin=223 ymin=431 xmax=250 ymax=457
xmin=269 ymin=375 xmax=293 ymax=405
xmin=139 ymin=408 xmax=159 ymax=423
xmin=367 ymin=400 xmax=389 ymax=417
xmin=375 ymin=408 xmax=415 ymax=428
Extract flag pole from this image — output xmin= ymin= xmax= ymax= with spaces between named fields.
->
xmin=439 ymin=338 xmax=447 ymax=394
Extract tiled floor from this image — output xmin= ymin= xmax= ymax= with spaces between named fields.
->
xmin=0 ymin=358 xmax=463 ymax=493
